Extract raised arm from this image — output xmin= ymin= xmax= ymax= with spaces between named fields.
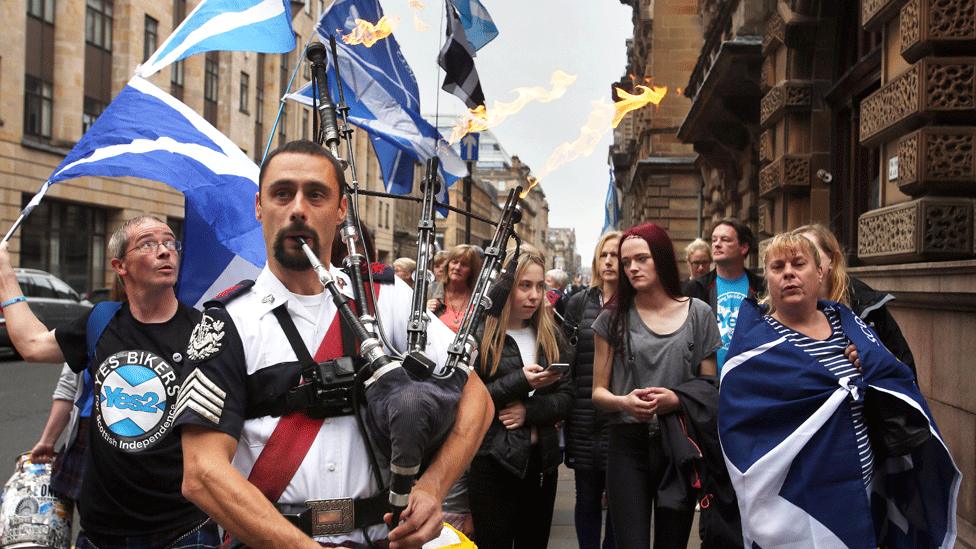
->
xmin=0 ymin=243 xmax=64 ymax=363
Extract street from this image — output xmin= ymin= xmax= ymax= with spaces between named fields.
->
xmin=0 ymin=357 xmax=64 ymax=472
xmin=0 ymin=356 xmax=705 ymax=548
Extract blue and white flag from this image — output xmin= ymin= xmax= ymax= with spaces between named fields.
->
xmin=137 ymin=0 xmax=295 ymax=78
xmin=602 ymin=165 xmax=620 ymax=233
xmin=48 ymin=76 xmax=265 ymax=308
xmin=719 ymin=299 xmax=960 ymax=548
xmin=286 ymin=0 xmax=466 ymax=202
xmin=449 ymin=0 xmax=498 ymax=52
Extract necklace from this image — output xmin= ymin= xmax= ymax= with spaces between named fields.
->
xmin=445 ymin=291 xmax=469 ymax=327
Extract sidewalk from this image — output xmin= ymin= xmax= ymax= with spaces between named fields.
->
xmin=547 ymin=465 xmax=702 ymax=549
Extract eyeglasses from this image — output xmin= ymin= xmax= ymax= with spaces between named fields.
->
xmin=689 ymin=260 xmax=711 ymax=267
xmin=127 ymin=240 xmax=182 ymax=255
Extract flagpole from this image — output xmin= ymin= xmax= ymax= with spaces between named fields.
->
xmin=262 ymin=39 xmax=313 ymax=165
xmin=2 ymin=181 xmax=52 ymax=245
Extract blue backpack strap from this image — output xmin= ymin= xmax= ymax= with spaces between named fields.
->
xmin=76 ymin=301 xmax=123 ymax=416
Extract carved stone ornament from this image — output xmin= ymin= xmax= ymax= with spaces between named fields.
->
xmin=898 ymin=127 xmax=976 ymax=195
xmin=760 ymin=130 xmax=774 ymax=164
xmin=860 ymin=58 xmax=975 ymax=146
xmin=759 ymin=154 xmax=811 ymax=197
xmin=857 ymin=196 xmax=974 ymax=263
xmin=758 ymin=200 xmax=773 ymax=236
xmin=864 ymin=0 xmax=910 ymax=31
xmin=901 ymin=0 xmax=976 ymax=62
xmin=760 ymin=81 xmax=812 ymax=128
xmin=763 ymin=12 xmax=785 ymax=54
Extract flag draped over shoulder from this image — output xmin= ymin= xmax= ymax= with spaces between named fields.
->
xmin=438 ymin=0 xmax=485 ymax=109
xmin=286 ymin=0 xmax=465 ymax=200
xmin=48 ymin=76 xmax=265 ymax=308
xmin=719 ymin=299 xmax=960 ymax=549
xmin=448 ymin=0 xmax=498 ymax=52
xmin=137 ymin=0 xmax=295 ymax=78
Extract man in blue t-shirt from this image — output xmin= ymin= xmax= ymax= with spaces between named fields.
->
xmin=682 ymin=219 xmax=765 ymax=373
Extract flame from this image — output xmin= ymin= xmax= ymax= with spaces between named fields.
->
xmin=449 ymin=70 xmax=578 ymax=144
xmin=409 ymin=0 xmax=428 ymax=32
xmin=341 ymin=16 xmax=400 ymax=47
xmin=612 ymin=84 xmax=667 ymax=127
xmin=521 ymin=100 xmax=616 ymax=198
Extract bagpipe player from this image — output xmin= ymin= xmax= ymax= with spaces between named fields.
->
xmin=174 ymin=140 xmax=492 ymax=549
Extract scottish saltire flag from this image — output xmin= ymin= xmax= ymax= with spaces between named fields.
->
xmin=47 ymin=76 xmax=265 ymax=308
xmin=602 ymin=165 xmax=620 ymax=233
xmin=720 ymin=299 xmax=960 ymax=548
xmin=449 ymin=0 xmax=498 ymax=51
xmin=137 ymin=0 xmax=294 ymax=78
xmin=286 ymin=0 xmax=465 ymax=201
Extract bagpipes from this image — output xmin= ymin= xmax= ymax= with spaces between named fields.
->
xmin=303 ymin=38 xmax=523 ymax=526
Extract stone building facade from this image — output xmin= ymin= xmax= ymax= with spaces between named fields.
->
xmin=667 ymin=0 xmax=976 ymax=543
xmin=611 ymin=0 xmax=706 ymax=278
xmin=547 ymin=227 xmax=581 ymax=276
xmin=1 ymin=0 xmax=401 ymax=292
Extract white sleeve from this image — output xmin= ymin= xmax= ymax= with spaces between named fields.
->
xmin=377 ymin=276 xmax=456 ymax=375
xmin=51 ymin=363 xmax=80 ymax=401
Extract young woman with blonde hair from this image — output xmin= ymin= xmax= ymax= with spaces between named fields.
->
xmin=563 ymin=230 xmax=622 ymax=549
xmin=468 ymin=245 xmax=574 ymax=549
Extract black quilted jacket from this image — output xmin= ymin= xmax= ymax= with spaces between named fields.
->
xmin=562 ymin=288 xmax=611 ymax=472
xmin=474 ymin=325 xmax=574 ymax=478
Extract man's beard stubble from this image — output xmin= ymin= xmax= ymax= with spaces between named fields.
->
xmin=272 ymin=223 xmax=321 ymax=271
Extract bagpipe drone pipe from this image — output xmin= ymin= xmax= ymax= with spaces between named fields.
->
xmin=304 ymin=37 xmax=524 ymax=526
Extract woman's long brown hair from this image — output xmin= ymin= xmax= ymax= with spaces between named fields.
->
xmin=479 ymin=248 xmax=559 ymax=378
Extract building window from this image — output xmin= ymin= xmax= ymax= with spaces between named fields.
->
xmin=170 ymin=60 xmax=184 ymax=99
xmin=302 ymin=108 xmax=309 ymax=139
xmin=254 ymin=54 xmax=266 ymax=163
xmin=19 ymin=196 xmax=107 ymax=293
xmin=143 ymin=15 xmax=158 ymax=62
xmin=27 ymin=0 xmax=55 ymax=23
xmin=85 ymin=0 xmax=113 ymax=51
xmin=170 ymin=0 xmax=186 ymax=99
xmin=24 ymin=76 xmax=52 ymax=139
xmin=239 ymin=72 xmax=249 ymax=113
xmin=82 ymin=97 xmax=106 ymax=134
xmin=278 ymin=53 xmax=290 ymax=145
xmin=204 ymin=51 xmax=219 ymax=125
xmin=317 ymin=0 xmax=325 ymax=19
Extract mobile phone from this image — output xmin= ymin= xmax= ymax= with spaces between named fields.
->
xmin=546 ymin=362 xmax=570 ymax=375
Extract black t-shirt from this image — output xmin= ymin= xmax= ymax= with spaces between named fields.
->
xmin=55 ymin=302 xmax=207 ymax=536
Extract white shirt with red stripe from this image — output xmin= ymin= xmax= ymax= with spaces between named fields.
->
xmin=223 ymin=265 xmax=456 ymax=544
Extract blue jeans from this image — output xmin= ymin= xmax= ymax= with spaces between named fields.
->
xmin=76 ymin=520 xmax=219 ymax=549
xmin=574 ymin=468 xmax=615 ymax=549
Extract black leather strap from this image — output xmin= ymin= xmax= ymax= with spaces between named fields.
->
xmin=272 ymin=305 xmax=319 ymax=372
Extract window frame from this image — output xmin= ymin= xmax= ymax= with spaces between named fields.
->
xmin=143 ymin=15 xmax=158 ymax=62
xmin=239 ymin=71 xmax=250 ymax=114
xmin=24 ymin=75 xmax=53 ymax=139
xmin=85 ymin=0 xmax=114 ymax=52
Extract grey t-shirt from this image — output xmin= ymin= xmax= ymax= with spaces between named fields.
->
xmin=592 ymin=298 xmax=721 ymax=425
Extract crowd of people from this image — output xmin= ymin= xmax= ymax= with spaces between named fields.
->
xmin=2 ymin=139 xmax=959 ymax=549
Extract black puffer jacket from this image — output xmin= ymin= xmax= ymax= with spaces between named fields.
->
xmin=849 ymin=276 xmax=917 ymax=377
xmin=475 ymin=326 xmax=574 ymax=478
xmin=562 ymin=288 xmax=611 ymax=471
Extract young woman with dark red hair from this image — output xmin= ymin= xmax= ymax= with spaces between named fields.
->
xmin=591 ymin=223 xmax=721 ymax=548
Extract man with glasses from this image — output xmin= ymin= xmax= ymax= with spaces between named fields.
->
xmin=0 ymin=215 xmax=218 ymax=548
